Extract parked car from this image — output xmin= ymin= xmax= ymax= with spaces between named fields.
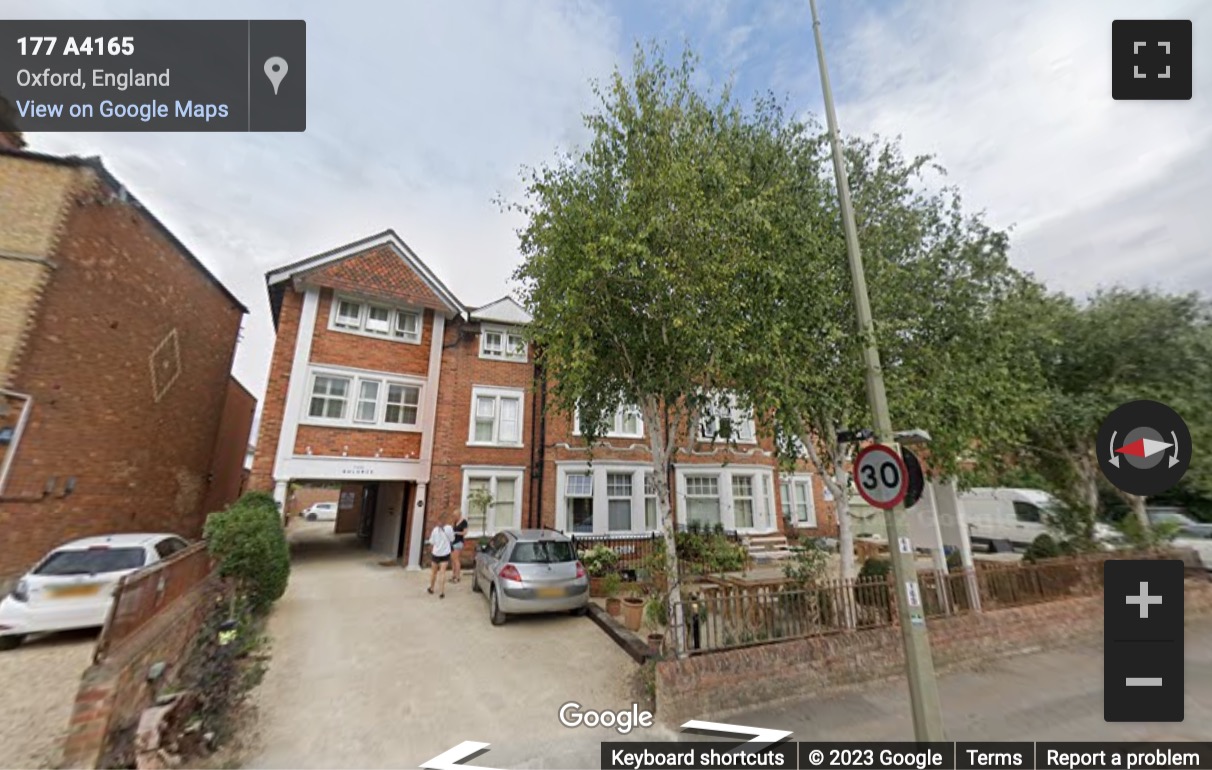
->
xmin=302 ymin=501 xmax=338 ymax=521
xmin=471 ymin=529 xmax=589 ymax=625
xmin=0 ymin=533 xmax=191 ymax=650
xmin=1147 ymin=507 xmax=1212 ymax=539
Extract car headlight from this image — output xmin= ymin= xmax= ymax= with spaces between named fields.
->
xmin=11 ymin=579 xmax=29 ymax=603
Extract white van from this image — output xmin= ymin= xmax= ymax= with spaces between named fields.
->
xmin=960 ymin=488 xmax=1061 ymax=549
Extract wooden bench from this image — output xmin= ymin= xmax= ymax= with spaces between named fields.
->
xmin=743 ymin=534 xmax=793 ymax=562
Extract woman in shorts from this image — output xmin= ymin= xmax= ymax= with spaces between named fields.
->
xmin=427 ymin=514 xmax=454 ymax=598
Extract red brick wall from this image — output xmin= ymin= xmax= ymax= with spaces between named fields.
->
xmin=249 ymin=288 xmax=301 ymax=493
xmin=62 ymin=577 xmax=217 ymax=769
xmin=307 ymin=287 xmax=434 ymax=375
xmin=0 ymin=172 xmax=244 ymax=579
xmin=426 ymin=317 xmax=535 ymax=546
xmin=200 ymin=378 xmax=257 ymax=516
xmin=285 ymin=485 xmax=339 ymax=516
xmin=655 ymin=579 xmax=1212 ymax=727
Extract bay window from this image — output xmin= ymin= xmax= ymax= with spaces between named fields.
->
xmin=674 ymin=466 xmax=778 ymax=533
xmin=566 ymin=472 xmax=594 ymax=533
xmin=606 ymin=473 xmax=633 ymax=531
xmin=684 ymin=475 xmax=722 ymax=528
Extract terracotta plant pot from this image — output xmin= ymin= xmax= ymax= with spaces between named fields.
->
xmin=621 ymin=597 xmax=644 ymax=631
xmin=646 ymin=632 xmax=664 ymax=656
xmin=606 ymin=597 xmax=622 ymax=616
xmin=589 ymin=577 xmax=606 ymax=597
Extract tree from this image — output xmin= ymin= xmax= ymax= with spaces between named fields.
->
xmin=509 ymin=46 xmax=797 ymax=658
xmin=749 ymin=134 xmax=1048 ymax=585
xmin=1022 ymin=289 xmax=1212 ymax=534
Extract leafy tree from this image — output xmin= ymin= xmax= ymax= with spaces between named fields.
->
xmin=1021 ymin=289 xmax=1212 ymax=533
xmin=509 ymin=46 xmax=797 ymax=658
xmin=748 ymin=134 xmax=1048 ymax=585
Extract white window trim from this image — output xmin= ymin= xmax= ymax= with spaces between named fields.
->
xmin=571 ymin=404 xmax=645 ymax=439
xmin=673 ymin=465 xmax=778 ymax=534
xmin=478 ymin=324 xmax=528 ymax=363
xmin=327 ymin=293 xmax=423 ymax=345
xmin=780 ymin=473 xmax=818 ymax=528
xmin=698 ymin=393 xmax=757 ymax=444
xmin=300 ymin=365 xmax=424 ymax=432
xmin=555 ymin=463 xmax=656 ymax=535
xmin=461 ymin=467 xmax=525 ymax=538
xmin=467 ymin=385 xmax=526 ymax=447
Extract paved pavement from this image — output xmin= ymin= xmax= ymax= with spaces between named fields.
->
xmin=0 ymin=628 xmax=96 ymax=769
xmin=246 ymin=524 xmax=1212 ymax=768
xmin=245 ymin=523 xmax=670 ymax=769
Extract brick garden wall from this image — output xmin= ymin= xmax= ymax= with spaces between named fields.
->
xmin=62 ymin=577 xmax=217 ymax=769
xmin=0 ymin=160 xmax=245 ymax=580
xmin=655 ymin=579 xmax=1212 ymax=727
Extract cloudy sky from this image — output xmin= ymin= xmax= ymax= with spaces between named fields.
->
xmin=5 ymin=0 xmax=1210 ymax=408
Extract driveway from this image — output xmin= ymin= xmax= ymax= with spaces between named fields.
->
xmin=0 ymin=628 xmax=96 ymax=769
xmin=247 ymin=523 xmax=671 ymax=769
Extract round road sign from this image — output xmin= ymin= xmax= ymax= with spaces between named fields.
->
xmin=853 ymin=444 xmax=909 ymax=510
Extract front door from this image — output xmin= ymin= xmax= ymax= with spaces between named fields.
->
xmin=358 ymin=483 xmax=379 ymax=543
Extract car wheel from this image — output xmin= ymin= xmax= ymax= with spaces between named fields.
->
xmin=306 ymin=513 xmax=317 ymax=521
xmin=489 ymin=587 xmax=506 ymax=626
xmin=0 ymin=634 xmax=25 ymax=651
xmin=471 ymin=569 xmax=482 ymax=594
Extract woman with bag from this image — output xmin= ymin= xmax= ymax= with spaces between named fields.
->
xmin=450 ymin=512 xmax=469 ymax=583
xmin=427 ymin=513 xmax=455 ymax=598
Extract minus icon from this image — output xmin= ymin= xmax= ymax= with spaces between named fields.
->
xmin=1126 ymin=677 xmax=1163 ymax=686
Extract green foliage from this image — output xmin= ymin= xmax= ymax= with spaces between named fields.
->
xmin=859 ymin=557 xmax=892 ymax=580
xmin=1115 ymin=516 xmax=1182 ymax=549
xmin=945 ymin=549 xmax=963 ymax=570
xmin=581 ymin=544 xmax=620 ymax=577
xmin=204 ymin=492 xmax=291 ymax=614
xmin=645 ymin=528 xmax=747 ymax=578
xmin=1023 ymin=533 xmax=1061 ymax=563
xmin=644 ymin=596 xmax=668 ymax=629
xmin=601 ymin=571 xmax=623 ymax=597
xmin=782 ymin=539 xmax=829 ymax=586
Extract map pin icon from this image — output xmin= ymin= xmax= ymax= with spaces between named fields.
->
xmin=264 ymin=56 xmax=288 ymax=95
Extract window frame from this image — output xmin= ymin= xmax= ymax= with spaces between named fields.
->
xmin=478 ymin=324 xmax=528 ymax=363
xmin=698 ymin=393 xmax=757 ymax=444
xmin=779 ymin=473 xmax=818 ymax=528
xmin=460 ymin=468 xmax=525 ymax=538
xmin=301 ymin=366 xmax=424 ymax=432
xmin=556 ymin=464 xmax=658 ymax=535
xmin=466 ymin=386 xmax=526 ymax=447
xmin=572 ymin=404 xmax=645 ymax=439
xmin=327 ymin=294 xmax=423 ymax=345
xmin=675 ymin=466 xmax=778 ymax=533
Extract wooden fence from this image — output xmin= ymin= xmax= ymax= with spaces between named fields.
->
xmin=93 ymin=543 xmax=214 ymax=663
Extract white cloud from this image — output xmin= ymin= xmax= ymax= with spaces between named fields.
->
xmin=5 ymin=0 xmax=623 ymax=399
xmin=829 ymin=0 xmax=1212 ymax=298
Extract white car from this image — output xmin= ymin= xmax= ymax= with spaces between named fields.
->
xmin=302 ymin=501 xmax=338 ymax=521
xmin=0 ymin=533 xmax=191 ymax=650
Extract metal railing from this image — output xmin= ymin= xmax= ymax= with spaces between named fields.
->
xmin=94 ymin=542 xmax=214 ymax=663
xmin=667 ymin=549 xmax=1187 ymax=655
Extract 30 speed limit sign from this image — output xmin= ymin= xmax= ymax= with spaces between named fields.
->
xmin=853 ymin=444 xmax=909 ymax=510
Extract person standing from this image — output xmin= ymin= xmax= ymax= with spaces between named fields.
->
xmin=427 ymin=514 xmax=454 ymax=598
xmin=450 ymin=512 xmax=469 ymax=583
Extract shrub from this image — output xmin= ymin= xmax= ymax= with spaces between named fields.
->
xmin=601 ymin=572 xmax=622 ymax=597
xmin=859 ymin=557 xmax=892 ymax=580
xmin=783 ymin=539 xmax=828 ymax=586
xmin=1024 ymin=533 xmax=1061 ymax=563
xmin=204 ymin=492 xmax=291 ymax=614
xmin=581 ymin=544 xmax=620 ymax=576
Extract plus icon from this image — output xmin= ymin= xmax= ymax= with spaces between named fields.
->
xmin=1125 ymin=581 xmax=1163 ymax=618
xmin=1112 ymin=20 xmax=1192 ymax=100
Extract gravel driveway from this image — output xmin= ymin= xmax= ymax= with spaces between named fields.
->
xmin=0 ymin=629 xmax=96 ymax=769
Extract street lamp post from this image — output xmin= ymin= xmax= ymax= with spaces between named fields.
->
xmin=807 ymin=0 xmax=947 ymax=741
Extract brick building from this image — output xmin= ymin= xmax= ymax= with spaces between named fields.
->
xmin=0 ymin=139 xmax=254 ymax=580
xmin=253 ymin=230 xmax=836 ymax=568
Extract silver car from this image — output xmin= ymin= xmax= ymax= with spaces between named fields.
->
xmin=472 ymin=529 xmax=589 ymax=625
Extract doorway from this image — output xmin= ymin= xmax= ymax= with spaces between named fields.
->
xmin=396 ymin=482 xmax=413 ymax=560
xmin=358 ymin=482 xmax=380 ymax=543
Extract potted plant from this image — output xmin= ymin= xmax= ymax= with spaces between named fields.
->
xmin=620 ymin=586 xmax=645 ymax=631
xmin=643 ymin=596 xmax=668 ymax=655
xmin=582 ymin=544 xmax=620 ymax=596
xmin=603 ymin=572 xmax=623 ymax=616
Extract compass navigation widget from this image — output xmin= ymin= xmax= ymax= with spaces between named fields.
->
xmin=1097 ymin=400 xmax=1191 ymax=496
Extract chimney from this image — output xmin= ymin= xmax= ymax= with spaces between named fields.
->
xmin=0 ymin=95 xmax=26 ymax=150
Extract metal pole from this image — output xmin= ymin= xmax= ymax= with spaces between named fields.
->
xmin=807 ymin=0 xmax=946 ymax=741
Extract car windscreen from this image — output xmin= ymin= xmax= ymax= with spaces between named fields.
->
xmin=510 ymin=540 xmax=576 ymax=564
xmin=35 ymin=547 xmax=147 ymax=576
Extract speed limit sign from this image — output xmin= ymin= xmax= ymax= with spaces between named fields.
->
xmin=853 ymin=444 xmax=909 ymax=510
